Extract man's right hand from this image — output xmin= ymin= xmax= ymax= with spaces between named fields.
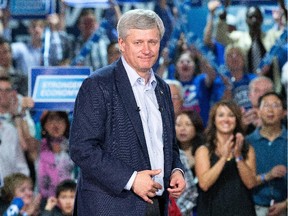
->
xmin=131 ymin=169 xmax=162 ymax=204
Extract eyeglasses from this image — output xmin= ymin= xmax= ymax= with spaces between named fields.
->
xmin=0 ymin=88 xmax=13 ymax=93
xmin=261 ymin=103 xmax=282 ymax=110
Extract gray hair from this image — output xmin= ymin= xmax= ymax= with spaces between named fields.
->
xmin=165 ymin=79 xmax=184 ymax=98
xmin=249 ymin=76 xmax=274 ymax=91
xmin=117 ymin=9 xmax=165 ymax=40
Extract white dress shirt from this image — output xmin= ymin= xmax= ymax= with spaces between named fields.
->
xmin=122 ymin=57 xmax=164 ymax=195
xmin=0 ymin=118 xmax=29 ymax=187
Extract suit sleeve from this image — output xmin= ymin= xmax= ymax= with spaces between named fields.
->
xmin=69 ymin=77 xmax=134 ymax=195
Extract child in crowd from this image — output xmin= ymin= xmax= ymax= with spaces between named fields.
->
xmin=41 ymin=179 xmax=76 ymax=216
xmin=0 ymin=173 xmax=41 ymax=216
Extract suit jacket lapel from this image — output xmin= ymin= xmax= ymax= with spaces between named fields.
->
xmin=155 ymin=78 xmax=173 ymax=179
xmin=114 ymin=60 xmax=150 ymax=165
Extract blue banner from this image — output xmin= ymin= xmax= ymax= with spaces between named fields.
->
xmin=257 ymin=28 xmax=288 ymax=72
xmin=63 ymin=0 xmax=110 ymax=8
xmin=63 ymin=0 xmax=153 ymax=8
xmin=29 ymin=67 xmax=91 ymax=111
xmin=226 ymin=0 xmax=277 ymax=5
xmin=116 ymin=0 xmax=153 ymax=2
xmin=10 ymin=0 xmax=55 ymax=18
xmin=183 ymin=0 xmax=277 ymax=7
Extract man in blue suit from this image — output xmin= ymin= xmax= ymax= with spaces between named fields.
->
xmin=69 ymin=9 xmax=186 ymax=216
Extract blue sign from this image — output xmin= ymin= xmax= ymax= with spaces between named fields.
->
xmin=117 ymin=0 xmax=153 ymax=2
xmin=63 ymin=0 xmax=110 ymax=8
xmin=63 ymin=0 xmax=153 ymax=8
xmin=227 ymin=0 xmax=277 ymax=5
xmin=29 ymin=67 xmax=91 ymax=111
xmin=10 ymin=0 xmax=55 ymax=18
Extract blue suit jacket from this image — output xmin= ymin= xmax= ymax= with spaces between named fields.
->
xmin=69 ymin=59 xmax=184 ymax=216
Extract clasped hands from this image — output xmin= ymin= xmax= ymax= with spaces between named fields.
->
xmin=220 ymin=133 xmax=245 ymax=160
xmin=131 ymin=169 xmax=186 ymax=204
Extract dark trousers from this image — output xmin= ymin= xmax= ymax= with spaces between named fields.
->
xmin=146 ymin=196 xmax=165 ymax=216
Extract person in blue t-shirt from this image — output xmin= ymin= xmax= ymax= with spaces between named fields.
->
xmin=212 ymin=45 xmax=257 ymax=110
xmin=171 ymin=51 xmax=216 ymax=126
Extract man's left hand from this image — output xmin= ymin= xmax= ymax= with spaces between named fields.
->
xmin=167 ymin=170 xmax=186 ymax=199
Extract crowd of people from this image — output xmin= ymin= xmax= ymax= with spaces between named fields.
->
xmin=0 ymin=0 xmax=287 ymax=215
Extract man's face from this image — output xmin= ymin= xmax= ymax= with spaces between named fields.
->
xmin=118 ymin=28 xmax=160 ymax=75
xmin=226 ymin=48 xmax=245 ymax=72
xmin=169 ymin=84 xmax=183 ymax=117
xmin=258 ymin=95 xmax=285 ymax=126
xmin=78 ymin=15 xmax=97 ymax=40
xmin=57 ymin=190 xmax=75 ymax=215
xmin=0 ymin=80 xmax=13 ymax=110
xmin=28 ymin=21 xmax=44 ymax=40
xmin=0 ymin=43 xmax=12 ymax=68
xmin=246 ymin=7 xmax=263 ymax=28
xmin=249 ymin=80 xmax=273 ymax=107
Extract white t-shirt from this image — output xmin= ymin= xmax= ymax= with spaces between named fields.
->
xmin=0 ymin=119 xmax=29 ymax=187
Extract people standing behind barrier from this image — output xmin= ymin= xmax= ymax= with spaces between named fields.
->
xmin=36 ymin=111 xmax=75 ymax=202
xmin=246 ymin=92 xmax=287 ymax=216
xmin=242 ymin=76 xmax=274 ymax=135
xmin=0 ymin=173 xmax=41 ymax=216
xmin=11 ymin=20 xmax=44 ymax=75
xmin=73 ymin=9 xmax=110 ymax=70
xmin=212 ymin=45 xmax=257 ymax=110
xmin=195 ymin=100 xmax=257 ymax=216
xmin=41 ymin=179 xmax=76 ymax=216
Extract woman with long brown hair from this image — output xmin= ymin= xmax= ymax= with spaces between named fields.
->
xmin=195 ymin=100 xmax=257 ymax=216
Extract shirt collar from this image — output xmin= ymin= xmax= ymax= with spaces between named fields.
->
xmin=254 ymin=126 xmax=287 ymax=140
xmin=122 ymin=57 xmax=157 ymax=89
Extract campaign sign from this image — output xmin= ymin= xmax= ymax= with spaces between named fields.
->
xmin=29 ymin=67 xmax=91 ymax=111
xmin=10 ymin=0 xmax=55 ymax=18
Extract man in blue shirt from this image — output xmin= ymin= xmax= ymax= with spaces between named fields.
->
xmin=246 ymin=92 xmax=287 ymax=216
